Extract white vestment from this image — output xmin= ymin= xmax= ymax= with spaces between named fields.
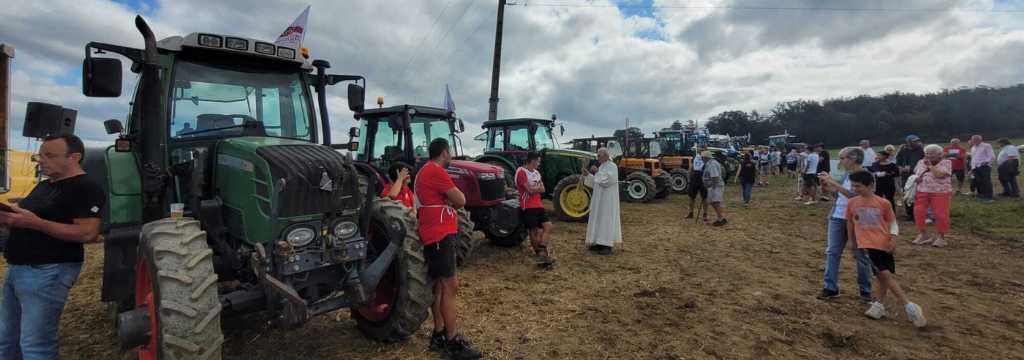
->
xmin=585 ymin=161 xmax=622 ymax=247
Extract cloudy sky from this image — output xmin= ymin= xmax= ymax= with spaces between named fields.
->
xmin=2 ymin=0 xmax=1023 ymax=154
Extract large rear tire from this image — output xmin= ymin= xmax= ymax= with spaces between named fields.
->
xmin=669 ymin=168 xmax=690 ymax=193
xmin=136 ymin=218 xmax=224 ymax=360
xmin=654 ymin=173 xmax=671 ymax=199
xmin=552 ymin=174 xmax=590 ymax=222
xmin=354 ymin=199 xmax=431 ymax=343
xmin=623 ymin=172 xmax=657 ymax=203
xmin=455 ymin=208 xmax=477 ymax=266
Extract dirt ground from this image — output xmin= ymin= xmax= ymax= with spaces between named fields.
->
xmin=2 ymin=177 xmax=1023 ymax=359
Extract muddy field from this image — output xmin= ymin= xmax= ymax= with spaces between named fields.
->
xmin=2 ymin=177 xmax=1023 ymax=359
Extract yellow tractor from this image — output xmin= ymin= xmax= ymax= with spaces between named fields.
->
xmin=569 ymin=130 xmax=670 ymax=203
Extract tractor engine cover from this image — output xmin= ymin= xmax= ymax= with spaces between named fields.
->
xmin=256 ymin=144 xmax=354 ymax=217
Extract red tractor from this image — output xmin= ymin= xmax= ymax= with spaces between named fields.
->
xmin=346 ymin=104 xmax=526 ymax=253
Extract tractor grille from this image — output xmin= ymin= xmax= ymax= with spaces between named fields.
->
xmin=479 ymin=178 xmax=505 ymax=201
xmin=255 ymin=145 xmax=352 ymax=217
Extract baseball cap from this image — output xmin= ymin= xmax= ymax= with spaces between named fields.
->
xmin=906 ymin=134 xmax=921 ymax=142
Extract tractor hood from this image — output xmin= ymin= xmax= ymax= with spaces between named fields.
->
xmin=215 ymin=137 xmax=359 ymax=245
xmin=451 ymin=159 xmax=502 ymax=175
xmin=544 ymin=148 xmax=596 ymax=160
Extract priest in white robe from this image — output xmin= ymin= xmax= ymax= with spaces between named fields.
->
xmin=584 ymin=148 xmax=621 ymax=255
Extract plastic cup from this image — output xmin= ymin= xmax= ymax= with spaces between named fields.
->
xmin=170 ymin=203 xmax=185 ymax=219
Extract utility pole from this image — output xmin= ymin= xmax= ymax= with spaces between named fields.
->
xmin=487 ymin=0 xmax=507 ymax=121
xmin=0 ymin=44 xmax=13 ymax=193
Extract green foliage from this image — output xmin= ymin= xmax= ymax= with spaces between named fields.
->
xmin=705 ymin=84 xmax=1024 ymax=147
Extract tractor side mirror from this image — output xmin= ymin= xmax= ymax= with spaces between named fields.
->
xmin=458 ymin=119 xmax=465 ymax=133
xmin=348 ymin=127 xmax=359 ymax=140
xmin=347 ymin=83 xmax=365 ymax=112
xmin=560 ymin=124 xmax=565 ymax=136
xmin=23 ymin=102 xmax=76 ymax=138
xmin=82 ymin=57 xmax=122 ymax=97
xmin=104 ymin=119 xmax=124 ymax=135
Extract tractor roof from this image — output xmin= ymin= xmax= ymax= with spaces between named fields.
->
xmin=156 ymin=33 xmax=305 ymax=65
xmin=481 ymin=118 xmax=554 ymax=129
xmin=355 ymin=105 xmax=452 ymax=119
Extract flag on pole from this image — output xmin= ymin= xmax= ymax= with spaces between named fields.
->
xmin=443 ymin=84 xmax=456 ymax=114
xmin=276 ymin=5 xmax=311 ymax=49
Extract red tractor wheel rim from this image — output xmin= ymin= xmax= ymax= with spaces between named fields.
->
xmin=135 ymin=260 xmax=158 ymax=360
xmin=356 ymin=223 xmax=398 ymax=321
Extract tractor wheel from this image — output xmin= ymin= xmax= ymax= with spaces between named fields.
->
xmin=552 ymin=174 xmax=591 ymax=222
xmin=654 ymin=173 xmax=671 ymax=199
xmin=134 ymin=218 xmax=224 ymax=360
xmin=455 ymin=208 xmax=478 ymax=266
xmin=669 ymin=168 xmax=690 ymax=193
xmin=623 ymin=172 xmax=657 ymax=203
xmin=485 ymin=224 xmax=526 ymax=247
xmin=354 ymin=199 xmax=431 ymax=342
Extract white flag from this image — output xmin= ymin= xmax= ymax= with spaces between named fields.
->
xmin=275 ymin=5 xmax=311 ymax=49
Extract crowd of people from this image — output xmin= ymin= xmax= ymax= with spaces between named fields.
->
xmin=0 ymin=131 xmax=1017 ymax=359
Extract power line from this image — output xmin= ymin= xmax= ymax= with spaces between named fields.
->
xmin=514 ymin=2 xmax=1024 ymax=13
xmin=394 ymin=0 xmax=458 ymax=88
xmin=429 ymin=0 xmax=479 ymax=54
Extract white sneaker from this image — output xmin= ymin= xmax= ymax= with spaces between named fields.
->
xmin=905 ymin=303 xmax=927 ymax=327
xmin=925 ymin=218 xmax=935 ymax=225
xmin=865 ymin=301 xmax=886 ymax=319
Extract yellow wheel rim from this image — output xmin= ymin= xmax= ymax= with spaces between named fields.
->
xmin=560 ymin=183 xmax=591 ymax=218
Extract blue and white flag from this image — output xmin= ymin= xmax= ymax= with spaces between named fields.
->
xmin=443 ymin=84 xmax=456 ymax=114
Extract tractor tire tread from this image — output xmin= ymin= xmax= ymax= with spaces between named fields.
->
xmin=624 ymin=172 xmax=657 ymax=203
xmin=354 ymin=199 xmax=431 ymax=343
xmin=140 ymin=218 xmax=224 ymax=360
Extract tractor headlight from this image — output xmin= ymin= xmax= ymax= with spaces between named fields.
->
xmin=478 ymin=172 xmax=496 ymax=181
xmin=225 ymin=37 xmax=248 ymax=50
xmin=332 ymin=221 xmax=358 ymax=239
xmin=255 ymin=42 xmax=276 ymax=55
xmin=198 ymin=34 xmax=223 ymax=48
xmin=285 ymin=226 xmax=316 ymax=247
xmin=277 ymin=47 xmax=296 ymax=59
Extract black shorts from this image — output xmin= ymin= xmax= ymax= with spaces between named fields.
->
xmin=866 ymin=249 xmax=896 ymax=274
xmin=787 ymin=163 xmax=797 ymax=171
xmin=522 ymin=208 xmax=550 ymax=230
xmin=953 ymin=169 xmax=965 ymax=182
xmin=688 ymin=171 xmax=707 ymax=198
xmin=424 ymin=235 xmax=457 ymax=279
xmin=802 ymin=174 xmax=819 ymax=186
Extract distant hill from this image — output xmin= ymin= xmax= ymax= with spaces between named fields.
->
xmin=705 ymin=84 xmax=1024 ymax=147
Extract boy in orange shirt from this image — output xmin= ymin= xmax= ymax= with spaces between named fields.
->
xmin=845 ymin=170 xmax=927 ymax=327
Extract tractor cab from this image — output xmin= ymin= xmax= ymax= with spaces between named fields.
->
xmin=351 ymin=105 xmax=524 ymax=247
xmin=569 ymin=131 xmax=670 ymax=203
xmin=66 ymin=16 xmax=432 ymax=357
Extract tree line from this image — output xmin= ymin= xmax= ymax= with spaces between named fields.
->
xmin=704 ymin=84 xmax=1024 ymax=147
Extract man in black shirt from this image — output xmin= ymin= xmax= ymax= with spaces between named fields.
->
xmin=0 ymin=134 xmax=104 ymax=359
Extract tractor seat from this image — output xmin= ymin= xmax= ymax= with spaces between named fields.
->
xmin=383 ymin=146 xmax=402 ymax=162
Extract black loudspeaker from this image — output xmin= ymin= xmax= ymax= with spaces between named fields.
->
xmin=23 ymin=102 xmax=76 ymax=138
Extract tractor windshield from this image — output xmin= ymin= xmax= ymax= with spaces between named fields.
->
xmin=408 ymin=116 xmax=458 ymax=160
xmin=535 ymin=126 xmax=556 ymax=150
xmin=169 ymin=60 xmax=313 ymax=141
xmin=660 ymin=132 xmax=683 ymax=155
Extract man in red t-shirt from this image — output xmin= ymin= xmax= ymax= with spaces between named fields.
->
xmin=413 ymin=138 xmax=482 ymax=359
xmin=943 ymin=138 xmax=966 ymax=194
xmin=380 ymin=164 xmax=414 ymax=209
xmin=515 ymin=152 xmax=554 ymax=267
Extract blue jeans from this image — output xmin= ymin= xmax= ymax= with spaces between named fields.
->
xmin=741 ymin=182 xmax=753 ymax=203
xmin=0 ymin=263 xmax=82 ymax=360
xmin=822 ymin=218 xmax=873 ymax=296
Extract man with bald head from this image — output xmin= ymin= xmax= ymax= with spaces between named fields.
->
xmin=969 ymin=135 xmax=995 ymax=203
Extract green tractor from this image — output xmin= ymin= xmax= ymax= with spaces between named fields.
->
xmin=474 ymin=117 xmax=595 ymax=222
xmin=72 ymin=17 xmax=430 ymax=359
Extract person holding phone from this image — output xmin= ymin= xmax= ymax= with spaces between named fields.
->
xmin=0 ymin=134 xmax=105 ymax=359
